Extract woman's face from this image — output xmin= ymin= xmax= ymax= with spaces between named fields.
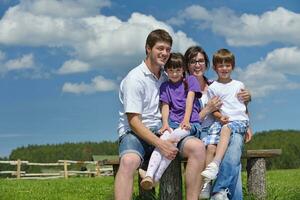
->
xmin=188 ymin=52 xmax=206 ymax=78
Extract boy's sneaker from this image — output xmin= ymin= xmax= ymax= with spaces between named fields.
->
xmin=140 ymin=176 xmax=154 ymax=190
xmin=210 ymin=189 xmax=229 ymax=200
xmin=199 ymin=181 xmax=211 ymax=199
xmin=201 ymin=162 xmax=219 ymax=180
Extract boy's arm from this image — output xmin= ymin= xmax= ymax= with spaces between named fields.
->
xmin=159 ymin=102 xmax=172 ymax=133
xmin=212 ymin=110 xmax=229 ymax=125
xmin=180 ymin=91 xmax=195 ymax=130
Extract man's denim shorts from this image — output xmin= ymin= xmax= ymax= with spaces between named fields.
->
xmin=119 ymin=128 xmax=199 ymax=163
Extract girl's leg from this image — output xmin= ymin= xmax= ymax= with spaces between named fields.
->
xmin=140 ymin=131 xmax=172 ymax=190
xmin=153 ymin=128 xmax=189 ymax=182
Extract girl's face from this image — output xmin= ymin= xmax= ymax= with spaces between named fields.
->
xmin=188 ymin=52 xmax=206 ymax=78
xmin=166 ymin=67 xmax=184 ymax=83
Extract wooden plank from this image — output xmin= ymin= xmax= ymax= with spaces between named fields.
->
xmin=245 ymin=149 xmax=282 ymax=158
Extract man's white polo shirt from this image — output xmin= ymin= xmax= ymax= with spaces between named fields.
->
xmin=118 ymin=61 xmax=167 ymax=137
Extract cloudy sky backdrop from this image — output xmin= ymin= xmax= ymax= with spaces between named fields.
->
xmin=0 ymin=0 xmax=299 ymax=156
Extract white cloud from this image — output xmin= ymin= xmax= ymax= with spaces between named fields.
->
xmin=169 ymin=6 xmax=300 ymax=46
xmin=57 ymin=59 xmax=91 ymax=74
xmin=4 ymin=54 xmax=35 ymax=71
xmin=0 ymin=50 xmax=5 ymax=61
xmin=19 ymin=0 xmax=111 ymax=18
xmin=237 ymin=47 xmax=300 ymax=98
xmin=62 ymin=75 xmax=117 ymax=94
xmin=0 ymin=1 xmax=197 ymax=71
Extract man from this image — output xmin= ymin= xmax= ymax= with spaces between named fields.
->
xmin=115 ymin=29 xmax=206 ymax=200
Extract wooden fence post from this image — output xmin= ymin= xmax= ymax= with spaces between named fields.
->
xmin=16 ymin=159 xmax=21 ymax=179
xmin=96 ymin=161 xmax=100 ymax=177
xmin=63 ymin=160 xmax=68 ymax=179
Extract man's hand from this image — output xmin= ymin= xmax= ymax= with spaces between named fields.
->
xmin=157 ymin=138 xmax=178 ymax=160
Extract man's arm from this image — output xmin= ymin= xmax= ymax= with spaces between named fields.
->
xmin=127 ymin=113 xmax=178 ymax=160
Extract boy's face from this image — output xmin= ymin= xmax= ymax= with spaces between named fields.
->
xmin=166 ymin=67 xmax=184 ymax=83
xmin=146 ymin=41 xmax=171 ymax=67
xmin=214 ymin=62 xmax=233 ymax=81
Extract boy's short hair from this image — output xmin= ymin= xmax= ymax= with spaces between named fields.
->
xmin=164 ymin=52 xmax=185 ymax=71
xmin=145 ymin=29 xmax=173 ymax=55
xmin=213 ymin=48 xmax=235 ymax=69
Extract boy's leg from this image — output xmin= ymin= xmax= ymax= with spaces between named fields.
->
xmin=180 ymin=137 xmax=206 ymax=200
xmin=212 ymin=133 xmax=244 ymax=199
xmin=214 ymin=125 xmax=231 ymax=162
xmin=206 ymin=144 xmax=217 ymax=166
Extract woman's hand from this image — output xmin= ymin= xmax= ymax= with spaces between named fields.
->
xmin=206 ymin=96 xmax=222 ymax=113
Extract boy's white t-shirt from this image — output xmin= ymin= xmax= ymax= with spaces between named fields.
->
xmin=207 ymin=80 xmax=249 ymax=121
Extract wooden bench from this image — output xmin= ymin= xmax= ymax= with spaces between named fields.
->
xmin=103 ymin=149 xmax=282 ymax=200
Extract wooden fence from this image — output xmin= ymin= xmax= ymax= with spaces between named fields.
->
xmin=0 ymin=159 xmax=113 ymax=179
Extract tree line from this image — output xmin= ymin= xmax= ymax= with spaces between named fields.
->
xmin=1 ymin=130 xmax=300 ymax=170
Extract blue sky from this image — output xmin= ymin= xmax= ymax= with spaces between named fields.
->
xmin=0 ymin=0 xmax=300 ymax=157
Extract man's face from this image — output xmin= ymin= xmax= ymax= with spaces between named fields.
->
xmin=147 ymin=41 xmax=171 ymax=67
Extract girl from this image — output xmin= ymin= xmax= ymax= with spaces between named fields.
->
xmin=140 ymin=52 xmax=202 ymax=190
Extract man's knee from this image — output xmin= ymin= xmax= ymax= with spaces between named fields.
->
xmin=183 ymin=138 xmax=205 ymax=158
xmin=119 ymin=153 xmax=141 ymax=174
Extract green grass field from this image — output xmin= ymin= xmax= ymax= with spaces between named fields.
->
xmin=0 ymin=168 xmax=299 ymax=200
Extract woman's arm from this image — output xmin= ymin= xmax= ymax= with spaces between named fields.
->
xmin=199 ymin=96 xmax=222 ymax=121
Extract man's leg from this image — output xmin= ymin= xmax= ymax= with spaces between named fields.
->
xmin=181 ymin=137 xmax=206 ymax=200
xmin=115 ymin=153 xmax=141 ymax=200
xmin=212 ymin=133 xmax=244 ymax=199
xmin=115 ymin=132 xmax=148 ymax=200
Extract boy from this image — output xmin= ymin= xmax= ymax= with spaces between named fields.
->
xmin=201 ymin=48 xmax=252 ymax=200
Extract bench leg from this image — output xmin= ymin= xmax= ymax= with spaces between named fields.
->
xmin=159 ymin=155 xmax=182 ymax=200
xmin=246 ymin=158 xmax=266 ymax=199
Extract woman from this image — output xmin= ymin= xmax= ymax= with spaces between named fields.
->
xmin=184 ymin=46 xmax=251 ymax=200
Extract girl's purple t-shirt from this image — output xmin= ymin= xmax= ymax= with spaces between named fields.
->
xmin=160 ymin=75 xmax=202 ymax=123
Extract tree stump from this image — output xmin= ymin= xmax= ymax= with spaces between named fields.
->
xmin=159 ymin=155 xmax=182 ymax=200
